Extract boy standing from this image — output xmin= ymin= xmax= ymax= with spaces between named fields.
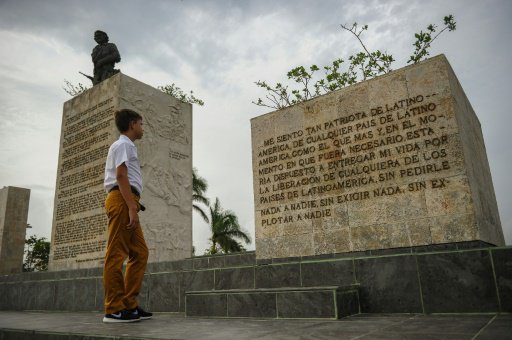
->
xmin=102 ymin=109 xmax=152 ymax=323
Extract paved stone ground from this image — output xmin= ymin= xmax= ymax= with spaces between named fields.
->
xmin=0 ymin=312 xmax=511 ymax=339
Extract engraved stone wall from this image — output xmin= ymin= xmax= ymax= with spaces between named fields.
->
xmin=0 ymin=186 xmax=30 ymax=274
xmin=251 ymin=55 xmax=504 ymax=259
xmin=49 ymin=73 xmax=192 ymax=270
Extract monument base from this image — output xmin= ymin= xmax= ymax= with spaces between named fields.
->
xmin=49 ymin=73 xmax=193 ymax=271
xmin=0 ymin=186 xmax=30 ymax=274
xmin=1 ymin=242 xmax=511 ymax=316
xmin=251 ymin=55 xmax=505 ymax=260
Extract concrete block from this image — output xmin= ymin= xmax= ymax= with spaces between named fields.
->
xmin=227 ymin=292 xmax=276 ymax=318
xmin=72 ymin=278 xmax=97 ymax=311
xmin=255 ymin=263 xmax=300 ymax=288
xmin=251 ymin=55 xmax=505 ymax=260
xmin=215 ymin=267 xmax=254 ymax=290
xmin=148 ymin=272 xmax=180 ymax=312
xmin=491 ymin=248 xmax=512 ymax=312
xmin=301 ymin=259 xmax=355 ymax=287
xmin=179 ymin=270 xmax=214 ymax=312
xmin=186 ymin=293 xmax=227 ymax=317
xmin=277 ymin=290 xmax=337 ymax=319
xmin=355 ymin=255 xmax=422 ymax=313
xmin=0 ymin=186 xmax=30 ymax=274
xmin=49 ymin=73 xmax=193 ymax=271
xmin=417 ymin=250 xmax=498 ymax=313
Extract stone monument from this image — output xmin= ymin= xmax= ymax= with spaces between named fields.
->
xmin=0 ymin=186 xmax=30 ymax=274
xmin=251 ymin=55 xmax=505 ymax=259
xmin=49 ymin=73 xmax=192 ymax=270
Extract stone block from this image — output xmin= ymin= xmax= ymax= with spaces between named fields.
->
xmin=413 ymin=243 xmax=458 ymax=253
xmin=301 ymin=253 xmax=334 ymax=261
xmin=148 ymin=272 xmax=180 ymax=312
xmin=179 ymin=270 xmax=214 ymax=312
xmin=259 ymin=234 xmax=313 ymax=260
xmin=491 ymin=248 xmax=512 ymax=312
xmin=271 ymin=256 xmax=301 ymax=264
xmin=355 ymin=255 xmax=422 ymax=313
xmin=186 ymin=293 xmax=227 ymax=317
xmin=192 ymin=257 xmax=209 ymax=270
xmin=0 ymin=186 xmax=30 ymax=275
xmin=72 ymin=278 xmax=97 ymax=311
xmin=417 ymin=250 xmax=498 ymax=313
xmin=301 ymin=260 xmax=355 ymax=287
xmin=382 ymin=314 xmax=494 ymax=337
xmin=54 ymin=279 xmax=74 ymax=311
xmin=276 ymin=290 xmax=336 ymax=319
xmin=215 ymin=267 xmax=254 ymax=290
xmin=138 ymin=274 xmax=150 ymax=311
xmin=208 ymin=256 xmax=225 ymax=269
xmin=255 ymin=263 xmax=300 ymax=288
xmin=227 ymin=292 xmax=276 ymax=318
xmin=313 ymin=228 xmax=351 ymax=254
xmin=19 ymin=282 xmax=38 ymax=310
xmin=0 ymin=282 xmax=19 ymax=310
xmin=369 ymin=247 xmax=412 ymax=256
xmin=37 ymin=281 xmax=56 ymax=310
xmin=337 ymin=290 xmax=360 ymax=317
xmin=184 ymin=286 xmax=359 ymax=319
xmin=148 ymin=259 xmax=193 ymax=273
xmin=333 ymin=251 xmax=371 ymax=259
xmin=49 ymin=73 xmax=193 ymax=271
xmin=456 ymin=240 xmax=492 ymax=250
xmin=251 ymin=55 xmax=504 ymax=260
xmin=475 ymin=314 xmax=512 ymax=340
xmin=224 ymin=253 xmax=256 ymax=267
xmin=255 ymin=258 xmax=273 ymax=266
xmin=95 ymin=277 xmax=104 ymax=312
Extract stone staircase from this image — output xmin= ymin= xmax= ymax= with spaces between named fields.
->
xmin=186 ymin=285 xmax=360 ymax=319
xmin=1 ymin=242 xmax=511 ymax=318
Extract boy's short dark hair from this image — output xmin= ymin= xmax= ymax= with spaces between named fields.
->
xmin=114 ymin=109 xmax=142 ymax=132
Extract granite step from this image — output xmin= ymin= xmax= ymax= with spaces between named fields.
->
xmin=185 ymin=285 xmax=360 ymax=319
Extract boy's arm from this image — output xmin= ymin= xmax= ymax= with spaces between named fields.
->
xmin=116 ymin=163 xmax=139 ymax=230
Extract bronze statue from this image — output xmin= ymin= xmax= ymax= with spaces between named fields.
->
xmin=84 ymin=30 xmax=121 ymax=85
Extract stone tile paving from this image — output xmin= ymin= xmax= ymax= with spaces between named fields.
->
xmin=0 ymin=312 xmax=511 ymax=339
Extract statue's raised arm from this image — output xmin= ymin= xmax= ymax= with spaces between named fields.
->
xmin=91 ymin=30 xmax=121 ymax=85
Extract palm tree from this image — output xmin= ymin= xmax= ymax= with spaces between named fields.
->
xmin=207 ymin=198 xmax=251 ymax=254
xmin=193 ymin=168 xmax=210 ymax=223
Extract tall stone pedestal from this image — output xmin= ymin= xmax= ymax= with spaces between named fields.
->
xmin=0 ymin=186 xmax=30 ymax=274
xmin=251 ymin=55 xmax=504 ymax=260
xmin=49 ymin=73 xmax=192 ymax=271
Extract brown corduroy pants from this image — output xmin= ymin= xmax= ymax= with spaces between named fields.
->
xmin=103 ymin=190 xmax=148 ymax=314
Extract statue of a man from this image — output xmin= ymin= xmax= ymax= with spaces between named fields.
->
xmin=91 ymin=30 xmax=121 ymax=85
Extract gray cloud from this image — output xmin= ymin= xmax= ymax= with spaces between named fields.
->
xmin=1 ymin=0 xmax=511 ymax=255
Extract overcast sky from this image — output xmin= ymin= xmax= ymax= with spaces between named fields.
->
xmin=0 ymin=0 xmax=511 ymax=254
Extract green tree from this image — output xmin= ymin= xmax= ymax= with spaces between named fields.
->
xmin=159 ymin=83 xmax=205 ymax=106
xmin=253 ymin=15 xmax=456 ymax=110
xmin=206 ymin=198 xmax=251 ymax=255
xmin=23 ymin=235 xmax=50 ymax=272
xmin=62 ymin=78 xmax=205 ymax=107
xmin=193 ymin=167 xmax=210 ymax=223
xmin=407 ymin=15 xmax=457 ymax=64
xmin=63 ymin=79 xmax=90 ymax=96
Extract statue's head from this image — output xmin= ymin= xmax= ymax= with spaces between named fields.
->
xmin=94 ymin=30 xmax=109 ymax=44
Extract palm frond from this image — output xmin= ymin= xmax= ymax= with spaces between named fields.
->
xmin=193 ymin=204 xmax=210 ymax=223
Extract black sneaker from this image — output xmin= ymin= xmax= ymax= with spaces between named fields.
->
xmin=103 ymin=309 xmax=141 ymax=323
xmin=130 ymin=306 xmax=153 ymax=320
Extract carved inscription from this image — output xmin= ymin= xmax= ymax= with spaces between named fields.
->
xmin=254 ymin=94 xmax=453 ymax=227
xmin=53 ymin=240 xmax=106 ymax=260
xmin=54 ymin=214 xmax=107 ymax=244
xmin=52 ymin=97 xmax=115 ymax=264
xmin=169 ymin=150 xmax=189 ymax=161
